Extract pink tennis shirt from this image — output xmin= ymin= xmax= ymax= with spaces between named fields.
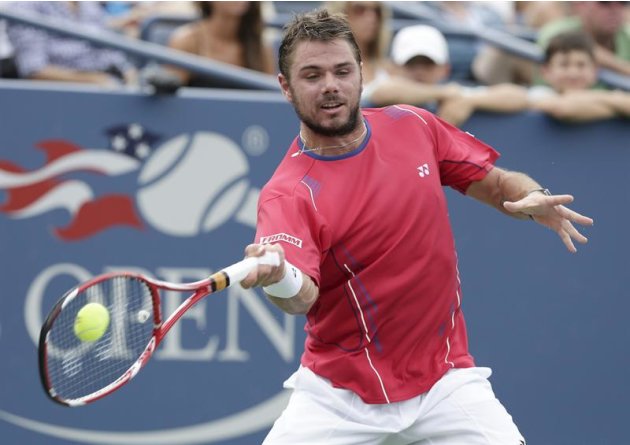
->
xmin=255 ymin=105 xmax=500 ymax=404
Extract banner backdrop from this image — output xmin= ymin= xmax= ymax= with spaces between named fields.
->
xmin=0 ymin=81 xmax=628 ymax=445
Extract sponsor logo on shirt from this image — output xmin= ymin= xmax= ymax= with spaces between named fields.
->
xmin=260 ymin=233 xmax=303 ymax=248
xmin=417 ymin=163 xmax=430 ymax=178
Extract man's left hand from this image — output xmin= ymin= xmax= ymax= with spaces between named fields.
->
xmin=503 ymin=192 xmax=594 ymax=253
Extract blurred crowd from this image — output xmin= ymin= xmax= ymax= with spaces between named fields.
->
xmin=0 ymin=1 xmax=629 ymax=125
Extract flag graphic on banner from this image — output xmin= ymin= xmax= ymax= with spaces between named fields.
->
xmin=0 ymin=124 xmax=161 ymax=241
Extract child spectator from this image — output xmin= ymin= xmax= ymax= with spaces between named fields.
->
xmin=444 ymin=31 xmax=630 ymax=125
xmin=538 ymin=1 xmax=630 ymax=78
xmin=530 ymin=31 xmax=630 ymax=121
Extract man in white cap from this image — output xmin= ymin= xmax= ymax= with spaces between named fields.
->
xmin=367 ymin=24 xmax=460 ymax=107
xmin=368 ymin=24 xmax=528 ymax=127
xmin=390 ymin=24 xmax=452 ymax=84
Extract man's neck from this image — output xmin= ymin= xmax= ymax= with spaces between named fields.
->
xmin=298 ymin=120 xmax=367 ymax=157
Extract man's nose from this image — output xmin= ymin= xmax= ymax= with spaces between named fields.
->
xmin=321 ymin=71 xmax=339 ymax=94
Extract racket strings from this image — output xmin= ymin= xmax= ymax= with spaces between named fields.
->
xmin=44 ymin=276 xmax=155 ymax=402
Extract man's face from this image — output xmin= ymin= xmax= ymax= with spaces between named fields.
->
xmin=278 ymin=39 xmax=363 ymax=137
xmin=543 ymin=50 xmax=597 ymax=93
xmin=402 ymin=56 xmax=450 ymax=85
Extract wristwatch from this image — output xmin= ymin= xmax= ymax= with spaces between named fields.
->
xmin=526 ymin=188 xmax=551 ymax=197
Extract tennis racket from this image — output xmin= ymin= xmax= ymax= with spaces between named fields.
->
xmin=38 ymin=251 xmax=279 ymax=407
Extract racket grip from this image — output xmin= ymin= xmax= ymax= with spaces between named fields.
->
xmin=223 ymin=251 xmax=281 ymax=284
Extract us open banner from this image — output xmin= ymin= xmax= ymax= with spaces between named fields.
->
xmin=0 ymin=82 xmax=303 ymax=445
xmin=1 ymin=81 xmax=628 ymax=445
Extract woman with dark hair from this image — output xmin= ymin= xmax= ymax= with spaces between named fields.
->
xmin=168 ymin=1 xmax=275 ymax=87
xmin=326 ymin=1 xmax=392 ymax=97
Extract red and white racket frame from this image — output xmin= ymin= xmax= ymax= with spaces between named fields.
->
xmin=39 ymin=251 xmax=280 ymax=407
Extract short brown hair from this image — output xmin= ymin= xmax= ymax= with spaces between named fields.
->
xmin=544 ymin=31 xmax=595 ymax=64
xmin=278 ymin=9 xmax=362 ymax=79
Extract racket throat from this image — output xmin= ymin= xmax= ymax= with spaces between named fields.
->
xmin=210 ymin=271 xmax=230 ymax=292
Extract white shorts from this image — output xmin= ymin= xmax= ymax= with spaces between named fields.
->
xmin=263 ymin=366 xmax=525 ymax=445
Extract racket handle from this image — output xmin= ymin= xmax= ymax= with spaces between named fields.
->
xmin=222 ymin=251 xmax=281 ymax=284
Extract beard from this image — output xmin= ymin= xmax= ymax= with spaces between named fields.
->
xmin=290 ymin=89 xmax=362 ymax=137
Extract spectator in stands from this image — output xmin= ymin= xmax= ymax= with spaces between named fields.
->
xmin=365 ymin=25 xmax=461 ymax=107
xmin=106 ymin=2 xmax=197 ymax=39
xmin=473 ymin=2 xmax=571 ymax=86
xmin=6 ymin=2 xmax=136 ymax=86
xmin=426 ymin=1 xmax=505 ymax=29
xmin=167 ymin=1 xmax=275 ymax=87
xmin=516 ymin=1 xmax=570 ymax=30
xmin=538 ymin=1 xmax=630 ymax=78
xmin=0 ymin=19 xmax=18 ymax=79
xmin=529 ymin=31 xmax=630 ymax=121
xmin=424 ymin=2 xmax=507 ymax=82
xmin=366 ymin=25 xmax=527 ymax=128
xmin=326 ymin=2 xmax=392 ymax=99
xmin=446 ymin=31 xmax=630 ymax=124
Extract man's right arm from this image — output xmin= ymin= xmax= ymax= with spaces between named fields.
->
xmin=266 ymin=274 xmax=319 ymax=315
xmin=240 ymin=243 xmax=319 ymax=315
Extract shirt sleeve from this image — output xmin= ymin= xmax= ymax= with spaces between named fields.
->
xmin=255 ymin=193 xmax=326 ymax=287
xmin=424 ymin=109 xmax=500 ymax=194
xmin=6 ymin=5 xmax=50 ymax=78
xmin=81 ymin=2 xmax=133 ymax=74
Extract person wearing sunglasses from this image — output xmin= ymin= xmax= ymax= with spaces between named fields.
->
xmin=538 ymin=1 xmax=630 ymax=78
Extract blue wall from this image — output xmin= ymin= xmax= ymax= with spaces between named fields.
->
xmin=0 ymin=81 xmax=627 ymax=445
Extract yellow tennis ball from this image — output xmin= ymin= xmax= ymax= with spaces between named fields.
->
xmin=74 ymin=302 xmax=110 ymax=342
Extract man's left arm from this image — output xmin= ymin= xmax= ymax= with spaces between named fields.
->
xmin=466 ymin=166 xmax=594 ymax=252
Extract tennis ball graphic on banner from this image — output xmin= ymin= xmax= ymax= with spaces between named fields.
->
xmin=136 ymin=132 xmax=250 ymax=237
xmin=74 ymin=303 xmax=110 ymax=342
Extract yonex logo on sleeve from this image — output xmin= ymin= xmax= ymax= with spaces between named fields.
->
xmin=260 ymin=233 xmax=303 ymax=248
xmin=417 ymin=163 xmax=430 ymax=178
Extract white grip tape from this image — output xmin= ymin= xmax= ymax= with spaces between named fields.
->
xmin=263 ymin=260 xmax=303 ymax=299
xmin=257 ymin=251 xmax=281 ymax=267
xmin=223 ymin=251 xmax=280 ymax=284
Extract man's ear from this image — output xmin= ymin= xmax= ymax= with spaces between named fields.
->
xmin=278 ymin=73 xmax=293 ymax=103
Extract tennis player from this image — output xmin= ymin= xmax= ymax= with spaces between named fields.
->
xmin=241 ymin=9 xmax=593 ymax=445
